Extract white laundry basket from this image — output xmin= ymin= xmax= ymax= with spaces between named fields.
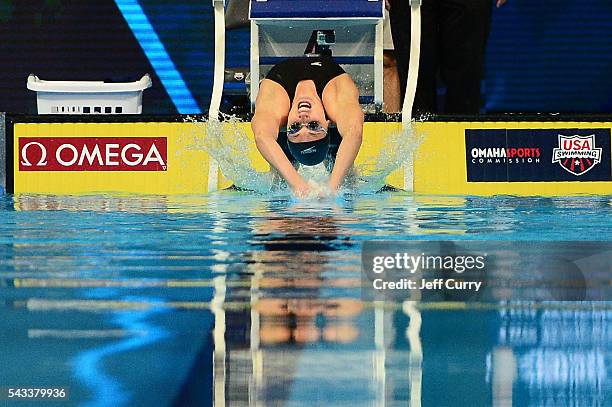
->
xmin=27 ymin=74 xmax=152 ymax=114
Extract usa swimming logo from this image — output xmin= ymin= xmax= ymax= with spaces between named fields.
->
xmin=552 ymin=134 xmax=602 ymax=176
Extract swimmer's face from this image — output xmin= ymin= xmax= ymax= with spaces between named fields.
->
xmin=287 ymin=96 xmax=329 ymax=143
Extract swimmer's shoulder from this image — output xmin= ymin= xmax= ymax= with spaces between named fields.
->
xmin=255 ymin=79 xmax=290 ymax=119
xmin=323 ymin=73 xmax=358 ymax=103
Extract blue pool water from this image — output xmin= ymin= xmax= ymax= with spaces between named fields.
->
xmin=0 ymin=192 xmax=610 ymax=406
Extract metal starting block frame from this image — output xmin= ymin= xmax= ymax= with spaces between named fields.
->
xmin=248 ymin=0 xmax=385 ymax=111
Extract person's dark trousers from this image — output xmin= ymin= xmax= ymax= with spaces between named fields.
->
xmin=389 ymin=0 xmax=493 ymax=115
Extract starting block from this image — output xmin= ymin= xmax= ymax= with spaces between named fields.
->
xmin=248 ymin=0 xmax=384 ymax=111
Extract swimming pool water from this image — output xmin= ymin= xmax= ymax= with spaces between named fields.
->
xmin=0 ymin=192 xmax=610 ymax=406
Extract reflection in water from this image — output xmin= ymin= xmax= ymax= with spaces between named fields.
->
xmin=0 ymin=193 xmax=610 ymax=406
xmin=72 ymin=304 xmax=170 ymax=407
xmin=217 ymin=201 xmax=424 ymax=406
xmin=14 ymin=194 xmax=171 ymax=213
xmin=491 ymin=304 xmax=610 ymax=406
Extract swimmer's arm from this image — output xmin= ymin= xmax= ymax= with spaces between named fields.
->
xmin=326 ymin=79 xmax=364 ymax=191
xmin=253 ymin=112 xmax=305 ymax=191
xmin=252 ymin=81 xmax=310 ymax=194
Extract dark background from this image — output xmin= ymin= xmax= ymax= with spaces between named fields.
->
xmin=0 ymin=0 xmax=611 ymax=114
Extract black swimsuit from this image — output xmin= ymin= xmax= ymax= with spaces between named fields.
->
xmin=266 ymin=56 xmax=345 ymax=165
xmin=265 ymin=56 xmax=346 ymax=102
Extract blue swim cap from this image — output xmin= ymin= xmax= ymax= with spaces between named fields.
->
xmin=287 ymin=133 xmax=330 ymax=166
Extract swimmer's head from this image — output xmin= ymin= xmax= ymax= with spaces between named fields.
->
xmin=287 ymin=94 xmax=329 ymax=137
xmin=286 ymin=87 xmax=330 ymax=165
xmin=286 ymin=121 xmax=330 ymax=166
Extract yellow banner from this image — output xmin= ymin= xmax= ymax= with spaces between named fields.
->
xmin=414 ymin=121 xmax=612 ymax=196
xmin=12 ymin=120 xmax=612 ymax=196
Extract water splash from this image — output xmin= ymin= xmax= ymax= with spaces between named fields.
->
xmin=353 ymin=123 xmax=423 ymax=194
xmin=185 ymin=115 xmax=276 ymax=193
xmin=184 ymin=115 xmax=422 ymax=195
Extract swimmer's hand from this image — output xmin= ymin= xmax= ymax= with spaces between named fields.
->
xmin=290 ymin=178 xmax=314 ymax=199
xmin=291 ymin=179 xmax=333 ymax=199
xmin=327 ymin=179 xmax=343 ymax=195
xmin=308 ymin=180 xmax=333 ymax=198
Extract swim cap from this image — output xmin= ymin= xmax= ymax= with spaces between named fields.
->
xmin=287 ymin=133 xmax=330 ymax=166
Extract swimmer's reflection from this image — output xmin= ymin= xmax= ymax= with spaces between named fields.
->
xmin=248 ymin=213 xmax=360 ymax=345
xmin=217 ymin=206 xmax=414 ymax=406
xmin=251 ymin=215 xmax=353 ymax=252
xmin=228 ymin=212 xmax=368 ymax=405
xmin=255 ymin=297 xmax=362 ymax=344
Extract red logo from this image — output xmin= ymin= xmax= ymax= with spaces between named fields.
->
xmin=552 ymin=135 xmax=602 ymax=176
xmin=19 ymin=137 xmax=167 ymax=171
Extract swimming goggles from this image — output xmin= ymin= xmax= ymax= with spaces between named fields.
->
xmin=287 ymin=121 xmax=327 ymax=136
